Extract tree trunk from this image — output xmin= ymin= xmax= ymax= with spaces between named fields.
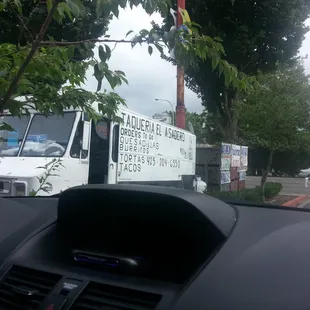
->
xmin=217 ymin=89 xmax=239 ymax=143
xmin=261 ymin=149 xmax=274 ymax=202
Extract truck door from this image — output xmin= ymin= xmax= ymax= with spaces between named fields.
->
xmin=107 ymin=122 xmax=119 ymax=184
xmin=88 ymin=119 xmax=110 ymax=184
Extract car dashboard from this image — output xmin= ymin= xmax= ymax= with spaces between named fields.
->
xmin=0 ymin=184 xmax=310 ymax=310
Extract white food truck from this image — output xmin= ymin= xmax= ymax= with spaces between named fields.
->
xmin=0 ymin=105 xmax=206 ymax=196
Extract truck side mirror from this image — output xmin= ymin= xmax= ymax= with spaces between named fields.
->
xmin=82 ymin=121 xmax=90 ymax=151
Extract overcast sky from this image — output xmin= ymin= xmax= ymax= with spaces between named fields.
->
xmin=84 ymin=6 xmax=310 ymax=117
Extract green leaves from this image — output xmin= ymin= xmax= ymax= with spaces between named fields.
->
xmin=238 ymin=64 xmax=310 ymax=153
xmin=13 ymin=0 xmax=22 ymax=14
xmin=98 ymin=44 xmax=111 ymax=62
xmin=0 ymin=42 xmax=126 ymax=118
xmin=110 ymin=0 xmax=119 ymax=17
xmin=46 ymin=0 xmax=53 ymax=12
xmin=0 ymin=0 xmax=22 ymax=13
xmin=125 ymin=30 xmax=134 ymax=37
xmin=56 ymin=2 xmax=73 ymax=20
xmin=94 ymin=62 xmax=127 ymax=91
xmin=0 ymin=122 xmax=14 ymax=132
xmin=154 ymin=18 xmax=252 ymax=91
xmin=211 ymin=56 xmax=219 ymax=72
xmin=53 ymin=0 xmax=85 ymax=22
xmin=0 ymin=0 xmax=249 ymax=132
xmin=31 ymin=158 xmax=64 ymax=196
xmin=96 ymin=0 xmax=111 ymax=16
xmin=65 ymin=0 xmax=84 ymax=17
xmin=94 ymin=63 xmax=104 ymax=91
xmin=148 ymin=46 xmax=153 ymax=55
xmin=157 ymin=0 xmax=169 ymax=16
xmin=93 ymin=44 xmax=127 ymax=91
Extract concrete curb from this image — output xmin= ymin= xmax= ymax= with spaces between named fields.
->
xmin=282 ymin=194 xmax=309 ymax=207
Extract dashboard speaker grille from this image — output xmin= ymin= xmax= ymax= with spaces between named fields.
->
xmin=71 ymin=281 xmax=162 ymax=310
xmin=0 ymin=265 xmax=62 ymax=310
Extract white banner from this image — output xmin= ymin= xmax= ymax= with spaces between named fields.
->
xmin=221 ymin=157 xmax=231 ymax=171
xmin=221 ymin=171 xmax=231 ymax=184
xmin=221 ymin=142 xmax=231 ymax=155
xmin=239 ymin=170 xmax=246 ymax=181
xmin=117 ymin=109 xmax=196 ymax=182
xmin=240 ymin=146 xmax=248 ymax=167
xmin=231 ymin=144 xmax=241 ymax=167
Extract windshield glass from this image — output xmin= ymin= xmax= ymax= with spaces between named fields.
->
xmin=20 ymin=112 xmax=76 ymax=157
xmin=0 ymin=115 xmax=30 ymax=157
xmin=2 ymin=2 xmax=310 ymax=202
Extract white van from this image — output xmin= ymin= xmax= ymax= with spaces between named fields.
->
xmin=0 ymin=105 xmax=206 ymax=196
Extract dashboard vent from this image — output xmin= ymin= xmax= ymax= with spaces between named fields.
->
xmin=72 ymin=281 xmax=162 ymax=310
xmin=0 ymin=265 xmax=62 ymax=310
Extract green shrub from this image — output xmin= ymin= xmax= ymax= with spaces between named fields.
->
xmin=264 ymin=182 xmax=283 ymax=199
xmin=209 ymin=188 xmax=261 ymax=202
xmin=239 ymin=188 xmax=262 ymax=202
xmin=208 ymin=182 xmax=282 ymax=202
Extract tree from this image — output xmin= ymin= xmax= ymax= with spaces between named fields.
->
xmin=186 ymin=111 xmax=224 ymax=145
xmin=189 ymin=111 xmax=230 ymax=145
xmin=0 ymin=0 xmax=248 ymax=126
xmin=160 ymin=109 xmax=217 ymax=143
xmin=0 ymin=0 xmax=113 ymax=90
xmin=163 ymin=110 xmax=208 ymax=142
xmin=162 ymin=0 xmax=310 ymax=142
xmin=186 ymin=111 xmax=207 ymax=143
xmin=0 ymin=0 xmax=112 ymax=58
xmin=238 ymin=63 xmax=310 ymax=199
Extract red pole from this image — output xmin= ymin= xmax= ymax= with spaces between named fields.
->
xmin=176 ymin=0 xmax=186 ymax=129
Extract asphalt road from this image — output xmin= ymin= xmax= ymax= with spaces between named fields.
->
xmin=246 ymin=176 xmax=310 ymax=195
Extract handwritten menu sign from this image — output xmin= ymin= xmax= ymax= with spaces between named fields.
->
xmin=231 ymin=144 xmax=241 ymax=167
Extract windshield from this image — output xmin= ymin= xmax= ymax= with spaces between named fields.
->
xmin=2 ymin=2 xmax=310 ymax=202
xmin=0 ymin=115 xmax=30 ymax=157
xmin=20 ymin=112 xmax=76 ymax=157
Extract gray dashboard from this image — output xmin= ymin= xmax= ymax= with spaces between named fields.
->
xmin=0 ymin=185 xmax=309 ymax=310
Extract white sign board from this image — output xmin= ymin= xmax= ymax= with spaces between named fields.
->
xmin=221 ymin=143 xmax=231 ymax=156
xmin=221 ymin=142 xmax=231 ymax=171
xmin=117 ymin=109 xmax=196 ymax=182
xmin=221 ymin=158 xmax=231 ymax=171
xmin=221 ymin=171 xmax=231 ymax=184
xmin=231 ymin=144 xmax=241 ymax=167
xmin=239 ymin=170 xmax=246 ymax=181
xmin=240 ymin=146 xmax=248 ymax=167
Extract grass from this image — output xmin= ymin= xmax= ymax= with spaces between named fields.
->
xmin=208 ymin=182 xmax=283 ymax=203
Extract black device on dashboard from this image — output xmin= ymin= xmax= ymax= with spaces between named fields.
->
xmin=72 ymin=249 xmax=148 ymax=274
xmin=57 ymin=184 xmax=236 ymax=282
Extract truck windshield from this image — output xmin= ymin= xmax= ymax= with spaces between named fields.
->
xmin=0 ymin=115 xmax=30 ymax=156
xmin=20 ymin=112 xmax=76 ymax=157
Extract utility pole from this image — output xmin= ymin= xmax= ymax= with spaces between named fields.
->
xmin=176 ymin=0 xmax=186 ymax=129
